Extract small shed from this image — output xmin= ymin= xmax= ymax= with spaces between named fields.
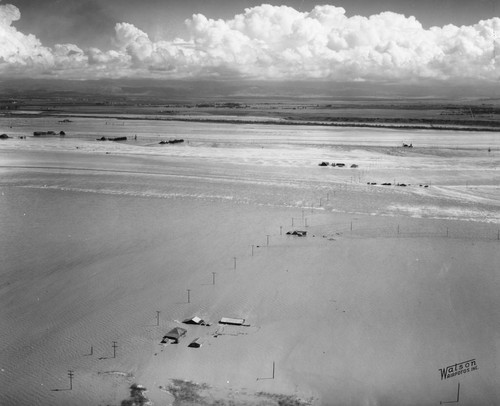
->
xmin=183 ymin=316 xmax=210 ymax=326
xmin=219 ymin=317 xmax=245 ymax=326
xmin=188 ymin=338 xmax=202 ymax=348
xmin=161 ymin=327 xmax=187 ymax=344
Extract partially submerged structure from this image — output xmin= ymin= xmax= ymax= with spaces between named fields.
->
xmin=219 ymin=317 xmax=246 ymax=326
xmin=96 ymin=136 xmax=128 ymax=141
xmin=182 ymin=316 xmax=210 ymax=326
xmin=161 ymin=327 xmax=187 ymax=344
xmin=188 ymin=338 xmax=202 ymax=348
xmin=159 ymin=139 xmax=184 ymax=145
xmin=286 ymin=230 xmax=307 ymax=237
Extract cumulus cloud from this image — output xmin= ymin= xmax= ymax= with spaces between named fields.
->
xmin=0 ymin=2 xmax=499 ymax=81
xmin=0 ymin=3 xmax=53 ymax=72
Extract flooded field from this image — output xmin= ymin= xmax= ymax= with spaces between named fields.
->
xmin=1 ymin=116 xmax=499 ymax=406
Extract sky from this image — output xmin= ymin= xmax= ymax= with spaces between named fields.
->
xmin=1 ymin=0 xmax=499 ymax=83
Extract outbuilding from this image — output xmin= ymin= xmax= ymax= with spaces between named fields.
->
xmin=183 ymin=316 xmax=210 ymax=326
xmin=188 ymin=338 xmax=202 ymax=348
xmin=161 ymin=327 xmax=187 ymax=344
xmin=219 ymin=317 xmax=246 ymax=326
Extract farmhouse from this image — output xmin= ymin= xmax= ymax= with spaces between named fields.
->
xmin=161 ymin=327 xmax=187 ymax=344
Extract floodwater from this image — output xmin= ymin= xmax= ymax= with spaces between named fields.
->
xmin=2 ymin=114 xmax=499 ymax=148
xmin=1 ymin=116 xmax=499 ymax=406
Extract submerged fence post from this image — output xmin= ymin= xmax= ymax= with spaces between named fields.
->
xmin=68 ymin=370 xmax=74 ymax=390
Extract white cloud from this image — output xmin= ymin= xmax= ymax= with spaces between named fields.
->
xmin=0 ymin=2 xmax=499 ymax=81
xmin=0 ymin=3 xmax=53 ymax=72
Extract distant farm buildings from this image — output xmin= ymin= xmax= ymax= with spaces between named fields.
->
xmin=159 ymin=139 xmax=184 ymax=145
xmin=33 ymin=130 xmax=66 ymax=136
xmin=96 ymin=136 xmax=127 ymax=141
xmin=318 ymin=161 xmax=359 ymax=168
xmin=286 ymin=230 xmax=307 ymax=237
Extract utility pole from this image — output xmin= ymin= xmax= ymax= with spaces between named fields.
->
xmin=187 ymin=289 xmax=191 ymax=303
xmin=68 ymin=370 xmax=74 ymax=390
xmin=156 ymin=311 xmax=160 ymax=326
xmin=112 ymin=341 xmax=118 ymax=358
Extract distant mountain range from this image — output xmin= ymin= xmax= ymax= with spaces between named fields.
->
xmin=1 ymin=78 xmax=499 ymax=103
